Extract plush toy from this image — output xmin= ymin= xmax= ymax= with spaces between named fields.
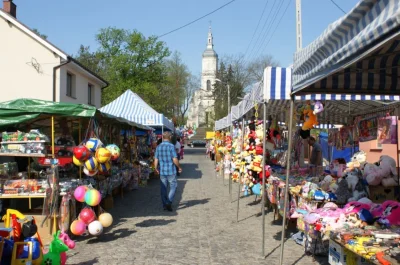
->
xmin=346 ymin=169 xmax=368 ymax=201
xmin=362 ymin=162 xmax=384 ymax=186
xmin=378 ymin=200 xmax=400 ymax=226
xmin=343 ymin=201 xmax=371 ymax=215
xmin=379 ymin=155 xmax=398 ymax=187
xmin=302 ymin=104 xmax=318 ymax=130
xmin=319 ymin=175 xmax=333 ymax=191
xmin=347 ymin=150 xmax=367 ymax=170
xmin=313 ymin=101 xmax=324 ymax=115
xmin=335 ymin=178 xmax=352 ymax=204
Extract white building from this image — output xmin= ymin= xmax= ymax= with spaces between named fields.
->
xmin=187 ymin=27 xmax=218 ymax=128
xmin=0 ymin=0 xmax=108 ymax=108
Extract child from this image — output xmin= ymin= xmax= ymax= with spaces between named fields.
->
xmin=180 ymin=145 xmax=184 ymax=160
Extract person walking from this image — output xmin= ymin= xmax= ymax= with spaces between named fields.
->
xmin=154 ymin=132 xmax=182 ymax=211
xmin=308 ymin=136 xmax=322 ymax=176
xmin=175 ymin=137 xmax=182 ymax=176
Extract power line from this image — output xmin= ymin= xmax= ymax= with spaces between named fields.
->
xmin=157 ymin=0 xmax=236 ymax=38
xmin=243 ymin=0 xmax=270 ymax=58
xmin=329 ymin=0 xmax=346 ymax=14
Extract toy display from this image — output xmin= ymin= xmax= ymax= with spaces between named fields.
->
xmin=98 ymin=213 xmax=113 ymax=228
xmin=1 ymin=130 xmax=48 ymax=155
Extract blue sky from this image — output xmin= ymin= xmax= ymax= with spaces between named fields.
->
xmin=18 ymin=0 xmax=359 ymax=77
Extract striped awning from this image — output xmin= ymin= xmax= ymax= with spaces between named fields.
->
xmin=263 ymin=67 xmax=292 ymax=100
xmin=100 ymin=90 xmax=174 ymax=131
xmin=293 ymin=0 xmax=400 ymax=96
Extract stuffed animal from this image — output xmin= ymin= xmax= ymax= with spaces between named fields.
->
xmin=313 ymin=101 xmax=324 ymax=115
xmin=302 ymin=104 xmax=318 ymax=130
xmin=379 ymin=155 xmax=398 ymax=187
xmin=362 ymin=162 xmax=384 ymax=186
xmin=319 ymin=175 xmax=333 ymax=191
xmin=378 ymin=200 xmax=400 ymax=226
xmin=347 ymin=151 xmax=367 ymax=170
xmin=346 ymin=169 xmax=368 ymax=201
xmin=343 ymin=201 xmax=371 ymax=215
xmin=335 ymin=178 xmax=352 ymax=204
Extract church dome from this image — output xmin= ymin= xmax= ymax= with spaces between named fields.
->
xmin=203 ymin=48 xmax=218 ymax=58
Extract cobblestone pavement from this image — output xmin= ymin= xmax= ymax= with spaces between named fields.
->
xmin=68 ymin=148 xmax=328 ymax=265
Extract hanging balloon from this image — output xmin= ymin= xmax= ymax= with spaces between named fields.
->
xmin=70 ymin=220 xmax=86 ymax=236
xmin=74 ymin=186 xmax=88 ymax=202
xmin=79 ymin=208 xmax=96 ymax=225
xmin=106 ymin=144 xmax=120 ymax=161
xmin=83 ymin=167 xmax=98 ymax=177
xmin=85 ymin=189 xmax=102 ymax=206
xmin=95 ymin=147 xmax=112 ymax=163
xmin=98 ymin=213 xmax=113 ymax=228
xmin=84 ymin=157 xmax=99 ymax=171
xmin=85 ymin=138 xmax=103 ymax=153
xmin=88 ymin=221 xmax=103 ymax=236
xmin=73 ymin=146 xmax=90 ymax=161
xmin=73 ymin=156 xmax=83 ymax=167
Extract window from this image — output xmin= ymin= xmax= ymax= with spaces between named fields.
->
xmin=88 ymin=84 xmax=95 ymax=105
xmin=207 ymin=80 xmax=211 ymax=91
xmin=66 ymin=73 xmax=76 ymax=98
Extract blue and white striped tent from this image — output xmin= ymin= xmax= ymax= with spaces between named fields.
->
xmin=100 ymin=90 xmax=174 ymax=131
xmin=293 ymin=0 xmax=400 ymax=97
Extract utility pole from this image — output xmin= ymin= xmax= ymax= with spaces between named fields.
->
xmin=278 ymin=0 xmax=302 ymax=265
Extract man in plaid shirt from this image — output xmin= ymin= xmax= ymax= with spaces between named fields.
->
xmin=154 ymin=131 xmax=182 ymax=211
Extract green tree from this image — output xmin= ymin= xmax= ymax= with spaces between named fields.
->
xmin=75 ymin=27 xmax=170 ymax=107
xmin=32 ymin=28 xmax=47 ymax=40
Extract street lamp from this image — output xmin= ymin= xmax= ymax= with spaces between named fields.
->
xmin=215 ymin=78 xmax=232 ymax=198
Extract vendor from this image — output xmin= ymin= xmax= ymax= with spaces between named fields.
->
xmin=308 ymin=136 xmax=322 ymax=175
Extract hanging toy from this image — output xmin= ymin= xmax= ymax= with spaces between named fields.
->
xmin=106 ymin=144 xmax=120 ymax=161
xmin=313 ymin=101 xmax=324 ymax=115
xmin=83 ymin=167 xmax=98 ymax=177
xmin=95 ymin=147 xmax=112 ymax=163
xmin=79 ymin=208 xmax=96 ymax=225
xmin=88 ymin=221 xmax=103 ymax=236
xmin=74 ymin=186 xmax=88 ymax=202
xmin=70 ymin=220 xmax=86 ymax=236
xmin=72 ymin=156 xmax=84 ymax=167
xmin=302 ymin=104 xmax=318 ymax=130
xmin=73 ymin=146 xmax=90 ymax=161
xmin=84 ymin=157 xmax=99 ymax=171
xmin=98 ymin=161 xmax=112 ymax=173
xmin=98 ymin=213 xmax=113 ymax=228
xmin=84 ymin=189 xmax=102 ymax=206
xmin=85 ymin=138 xmax=103 ymax=153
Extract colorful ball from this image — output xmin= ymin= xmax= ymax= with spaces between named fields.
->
xmin=85 ymin=138 xmax=103 ymax=152
xmin=106 ymin=144 xmax=120 ymax=161
xmin=73 ymin=156 xmax=83 ymax=167
xmin=70 ymin=220 xmax=86 ymax=236
xmin=74 ymin=186 xmax=88 ymax=202
xmin=98 ymin=213 xmax=113 ymax=228
xmin=98 ymin=161 xmax=111 ymax=173
xmin=88 ymin=221 xmax=103 ymax=236
xmin=73 ymin=146 xmax=90 ymax=161
xmin=95 ymin=147 xmax=111 ymax=163
xmin=84 ymin=157 xmax=99 ymax=171
xmin=83 ymin=167 xmax=98 ymax=177
xmin=79 ymin=208 xmax=96 ymax=225
xmin=84 ymin=189 xmax=102 ymax=206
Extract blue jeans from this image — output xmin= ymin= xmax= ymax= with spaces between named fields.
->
xmin=160 ymin=175 xmax=177 ymax=207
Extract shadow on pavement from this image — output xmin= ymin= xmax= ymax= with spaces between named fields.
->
xmin=69 ymin=257 xmax=99 ymax=265
xmin=135 ymin=218 xmax=176 ymax=227
xmin=86 ymin=228 xmax=136 ymax=244
xmin=177 ymin=198 xmax=210 ymax=210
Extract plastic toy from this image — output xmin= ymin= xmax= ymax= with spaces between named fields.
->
xmin=98 ymin=161 xmax=112 ymax=173
xmin=72 ymin=156 xmax=83 ymax=166
xmin=73 ymin=146 xmax=90 ymax=161
xmin=74 ymin=186 xmax=88 ymax=202
xmin=85 ymin=189 xmax=102 ymax=206
xmin=41 ymin=231 xmax=69 ymax=265
xmin=85 ymin=138 xmax=103 ymax=152
xmin=106 ymin=144 xmax=120 ymax=160
xmin=79 ymin=208 xmax=96 ymax=224
xmin=70 ymin=220 xmax=86 ymax=236
xmin=88 ymin=221 xmax=103 ymax=236
xmin=84 ymin=157 xmax=99 ymax=171
xmin=83 ymin=167 xmax=98 ymax=177
xmin=98 ymin=213 xmax=113 ymax=228
xmin=95 ymin=147 xmax=111 ymax=163
xmin=59 ymin=231 xmax=75 ymax=265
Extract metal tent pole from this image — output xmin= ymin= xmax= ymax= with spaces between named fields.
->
xmin=278 ymin=100 xmax=294 ymax=265
xmin=261 ymin=101 xmax=267 ymax=256
xmin=236 ymin=117 xmax=245 ymax=222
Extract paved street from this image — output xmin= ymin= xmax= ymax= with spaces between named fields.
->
xmin=68 ymin=148 xmax=328 ymax=265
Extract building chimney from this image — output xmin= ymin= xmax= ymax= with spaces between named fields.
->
xmin=3 ymin=0 xmax=16 ymax=18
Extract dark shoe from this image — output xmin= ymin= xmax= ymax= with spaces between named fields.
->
xmin=166 ymin=204 xmax=173 ymax=211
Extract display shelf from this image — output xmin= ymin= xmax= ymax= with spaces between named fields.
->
xmin=0 ymin=153 xmax=46 ymax=157
xmin=1 ymin=140 xmax=47 ymax=144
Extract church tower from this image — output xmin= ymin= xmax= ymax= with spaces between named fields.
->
xmin=187 ymin=27 xmax=218 ymax=128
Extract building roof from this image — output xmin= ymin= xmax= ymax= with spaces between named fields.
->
xmin=0 ymin=8 xmax=108 ymax=87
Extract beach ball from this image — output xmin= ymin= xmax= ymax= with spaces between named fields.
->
xmin=85 ymin=138 xmax=103 ymax=152
xmin=73 ymin=156 xmax=83 ymax=167
xmin=88 ymin=221 xmax=103 ymax=236
xmin=79 ymin=208 xmax=96 ymax=225
xmin=70 ymin=220 xmax=86 ymax=236
xmin=85 ymin=189 xmax=102 ymax=206
xmin=106 ymin=144 xmax=120 ymax=161
xmin=74 ymin=186 xmax=88 ymax=202
xmin=98 ymin=161 xmax=111 ymax=173
xmin=84 ymin=157 xmax=99 ymax=171
xmin=95 ymin=147 xmax=111 ymax=163
xmin=98 ymin=213 xmax=113 ymax=228
xmin=73 ymin=146 xmax=90 ymax=161
xmin=83 ymin=167 xmax=98 ymax=177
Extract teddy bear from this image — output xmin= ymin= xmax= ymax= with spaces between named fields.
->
xmin=379 ymin=155 xmax=398 ymax=187
xmin=346 ymin=150 xmax=367 ymax=170
xmin=362 ymin=162 xmax=384 ymax=186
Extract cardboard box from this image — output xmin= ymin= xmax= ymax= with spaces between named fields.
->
xmin=329 ymin=240 xmax=346 ymax=265
xmin=369 ymin=185 xmax=400 ymax=203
